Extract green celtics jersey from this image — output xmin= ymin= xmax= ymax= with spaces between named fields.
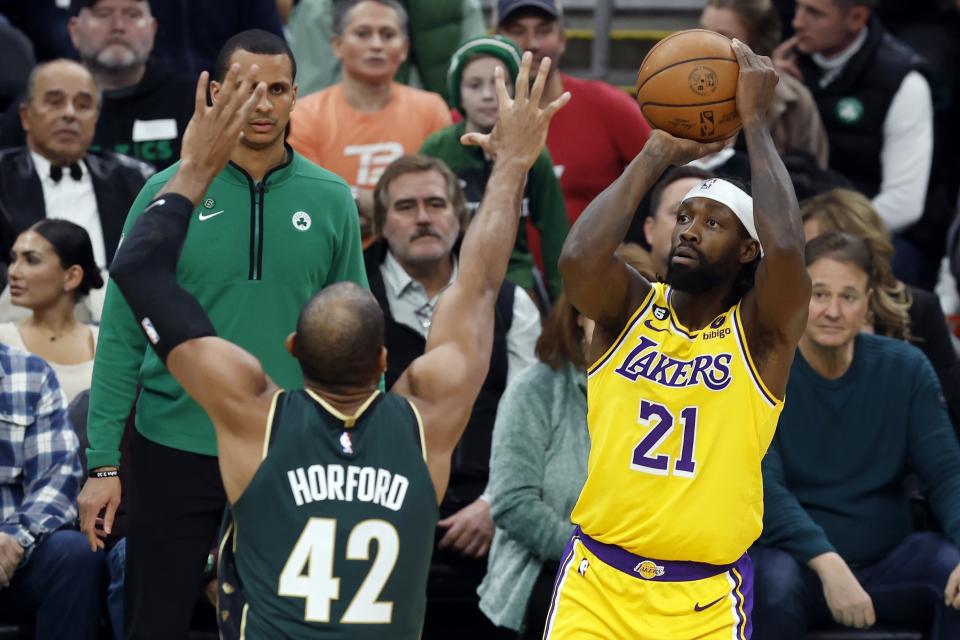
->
xmin=220 ymin=389 xmax=438 ymax=639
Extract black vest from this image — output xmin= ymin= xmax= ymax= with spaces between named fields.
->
xmin=797 ymin=16 xmax=927 ymax=198
xmin=365 ymin=242 xmax=514 ymax=515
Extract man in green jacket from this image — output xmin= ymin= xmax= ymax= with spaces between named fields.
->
xmin=77 ymin=30 xmax=368 ymax=640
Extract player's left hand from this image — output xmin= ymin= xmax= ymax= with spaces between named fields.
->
xmin=731 ymin=38 xmax=779 ymax=127
xmin=169 ymin=63 xmax=267 ymax=201
xmin=943 ymin=562 xmax=960 ymax=609
xmin=437 ymin=497 xmax=494 ymax=559
xmin=460 ymin=51 xmax=570 ymax=171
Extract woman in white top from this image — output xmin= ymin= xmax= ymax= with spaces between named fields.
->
xmin=0 ymin=219 xmax=104 ymax=403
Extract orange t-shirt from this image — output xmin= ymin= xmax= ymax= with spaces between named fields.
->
xmin=289 ymin=83 xmax=452 ymax=189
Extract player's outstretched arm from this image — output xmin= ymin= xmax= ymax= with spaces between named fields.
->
xmin=392 ymin=53 xmax=569 ymax=501
xmin=110 ymin=65 xmax=279 ymax=503
xmin=558 ymin=129 xmax=729 ymax=342
xmin=733 ymin=39 xmax=811 ymax=399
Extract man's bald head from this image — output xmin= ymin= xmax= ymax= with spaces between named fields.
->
xmin=292 ymin=282 xmax=385 ymax=387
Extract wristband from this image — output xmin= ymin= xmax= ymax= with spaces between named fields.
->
xmin=89 ymin=469 xmax=119 ymax=479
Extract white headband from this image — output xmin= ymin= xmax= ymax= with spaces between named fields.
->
xmin=681 ymin=178 xmax=761 ymax=250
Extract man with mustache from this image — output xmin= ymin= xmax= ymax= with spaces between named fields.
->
xmin=77 ymin=29 xmax=369 ymax=639
xmin=548 ymin=41 xmax=810 ymax=638
xmin=363 ymin=154 xmax=540 ymax=638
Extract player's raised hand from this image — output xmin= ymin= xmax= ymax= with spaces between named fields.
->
xmin=732 ymin=38 xmax=779 ymax=127
xmin=460 ymin=51 xmax=570 ymax=170
xmin=644 ymin=128 xmax=732 ymax=168
xmin=181 ymin=64 xmax=266 ymax=179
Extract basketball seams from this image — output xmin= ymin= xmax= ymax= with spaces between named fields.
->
xmin=636 ymin=56 xmax=738 ymax=95
xmin=640 ymin=97 xmax=737 ymax=109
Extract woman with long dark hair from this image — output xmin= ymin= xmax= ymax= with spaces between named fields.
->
xmin=0 ymin=219 xmax=104 ymax=402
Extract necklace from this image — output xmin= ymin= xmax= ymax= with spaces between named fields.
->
xmin=23 ymin=322 xmax=77 ymax=342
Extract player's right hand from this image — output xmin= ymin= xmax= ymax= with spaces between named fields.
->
xmin=819 ymin=559 xmax=876 ymax=629
xmin=644 ymin=129 xmax=732 ymax=167
xmin=78 ymin=473 xmax=122 ymax=551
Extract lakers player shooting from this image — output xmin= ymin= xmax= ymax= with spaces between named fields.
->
xmin=549 ymin=40 xmax=810 ymax=639
xmin=107 ymin=55 xmax=569 ymax=639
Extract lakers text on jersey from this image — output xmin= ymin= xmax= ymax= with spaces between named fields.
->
xmin=571 ymin=283 xmax=783 ymax=565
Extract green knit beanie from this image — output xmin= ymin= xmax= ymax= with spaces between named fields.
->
xmin=447 ymin=35 xmax=523 ymax=112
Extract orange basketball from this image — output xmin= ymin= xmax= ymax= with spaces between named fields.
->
xmin=635 ymin=29 xmax=741 ymax=142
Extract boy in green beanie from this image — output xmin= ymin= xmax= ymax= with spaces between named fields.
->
xmin=421 ymin=35 xmax=568 ymax=305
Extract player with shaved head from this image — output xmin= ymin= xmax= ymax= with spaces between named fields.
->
xmin=108 ymin=52 xmax=569 ymax=638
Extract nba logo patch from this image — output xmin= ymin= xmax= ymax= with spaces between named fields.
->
xmin=653 ymin=306 xmax=668 ymax=321
xmin=339 ymin=432 xmax=353 ymax=455
xmin=578 ymin=558 xmax=589 ymax=576
xmin=710 ymin=315 xmax=725 ymax=329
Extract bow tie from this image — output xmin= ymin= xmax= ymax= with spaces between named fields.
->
xmin=49 ymin=163 xmax=82 ymax=183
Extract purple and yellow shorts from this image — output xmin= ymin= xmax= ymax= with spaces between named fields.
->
xmin=542 ymin=528 xmax=753 ymax=640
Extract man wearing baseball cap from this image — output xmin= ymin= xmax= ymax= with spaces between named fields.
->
xmin=496 ymin=0 xmax=652 ymax=229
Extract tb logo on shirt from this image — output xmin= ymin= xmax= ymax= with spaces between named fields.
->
xmin=345 ymin=142 xmax=404 ymax=186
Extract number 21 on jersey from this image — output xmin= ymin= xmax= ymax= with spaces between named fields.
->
xmin=278 ymin=517 xmax=399 ymax=624
xmin=631 ymin=400 xmax=699 ymax=478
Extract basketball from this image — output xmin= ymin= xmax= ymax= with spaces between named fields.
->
xmin=635 ymin=29 xmax=741 ymax=142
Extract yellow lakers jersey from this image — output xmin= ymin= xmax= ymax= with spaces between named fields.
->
xmin=571 ymin=283 xmax=783 ymax=565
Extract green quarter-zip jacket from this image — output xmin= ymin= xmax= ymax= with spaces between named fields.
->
xmin=86 ymin=148 xmax=368 ymax=469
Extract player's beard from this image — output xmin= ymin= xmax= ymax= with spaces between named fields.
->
xmin=665 ymin=245 xmax=729 ymax=293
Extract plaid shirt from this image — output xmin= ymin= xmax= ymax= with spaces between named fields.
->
xmin=0 ymin=344 xmax=82 ymax=562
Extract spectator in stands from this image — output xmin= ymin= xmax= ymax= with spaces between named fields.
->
xmin=752 ymin=232 xmax=960 ymax=639
xmin=0 ymin=59 xmax=151 ymax=273
xmin=478 ymin=294 xmax=591 ymax=638
xmin=0 ymin=342 xmax=103 ymax=638
xmin=365 ymin=155 xmax=539 ymax=639
xmin=773 ymin=0 xmax=936 ymax=286
xmin=0 ymin=220 xmax=103 ymax=403
xmin=0 ymin=22 xmax=34 ymax=113
xmin=289 ymin=0 xmax=452 ymax=246
xmin=801 ymin=188 xmax=960 ymax=427
xmin=67 ymin=0 xmax=194 ymax=170
xmin=701 ymin=0 xmax=829 ymax=168
xmin=421 ymin=35 xmax=567 ymax=303
xmin=0 ymin=0 xmax=196 ymax=172
xmin=496 ymin=0 xmax=651 ymax=227
xmin=289 ymin=0 xmax=486 ymax=100
xmin=0 ymin=0 xmax=74 ymax=63
xmin=642 ymin=166 xmax=716 ymax=278
xmin=132 ymin=0 xmax=283 ymax=78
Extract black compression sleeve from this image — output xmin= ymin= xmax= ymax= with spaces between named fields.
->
xmin=110 ymin=193 xmax=216 ymax=363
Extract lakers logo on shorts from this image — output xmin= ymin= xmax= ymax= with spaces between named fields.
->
xmin=633 ymin=560 xmax=665 ymax=580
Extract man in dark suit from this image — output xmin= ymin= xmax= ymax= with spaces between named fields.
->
xmin=0 ymin=58 xmax=151 ymax=271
